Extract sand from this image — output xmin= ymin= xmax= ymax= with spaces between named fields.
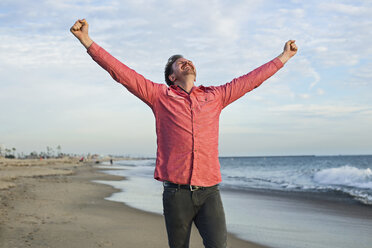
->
xmin=0 ymin=158 xmax=268 ymax=248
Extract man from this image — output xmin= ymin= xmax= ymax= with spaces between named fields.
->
xmin=70 ymin=19 xmax=297 ymax=248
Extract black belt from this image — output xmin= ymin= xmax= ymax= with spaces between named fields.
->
xmin=163 ymin=181 xmax=215 ymax=191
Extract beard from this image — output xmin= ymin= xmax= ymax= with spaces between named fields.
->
xmin=182 ymin=67 xmax=196 ymax=76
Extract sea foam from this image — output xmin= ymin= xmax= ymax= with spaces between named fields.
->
xmin=313 ymin=165 xmax=372 ymax=189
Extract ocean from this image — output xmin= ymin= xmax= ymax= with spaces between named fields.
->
xmin=94 ymin=155 xmax=372 ymax=248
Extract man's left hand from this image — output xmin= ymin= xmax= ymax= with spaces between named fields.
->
xmin=277 ymin=40 xmax=298 ymax=64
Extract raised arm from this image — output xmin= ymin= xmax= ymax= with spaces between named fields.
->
xmin=70 ymin=19 xmax=159 ymax=108
xmin=216 ymin=40 xmax=298 ymax=108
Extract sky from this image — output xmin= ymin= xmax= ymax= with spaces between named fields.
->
xmin=0 ymin=0 xmax=371 ymax=157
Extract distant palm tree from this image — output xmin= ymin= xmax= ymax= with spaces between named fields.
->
xmin=57 ymin=145 xmax=62 ymax=157
xmin=4 ymin=148 xmax=15 ymax=158
xmin=46 ymin=146 xmax=54 ymax=158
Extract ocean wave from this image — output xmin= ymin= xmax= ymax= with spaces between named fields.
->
xmin=222 ymin=166 xmax=372 ymax=205
xmin=313 ymin=165 xmax=372 ymax=189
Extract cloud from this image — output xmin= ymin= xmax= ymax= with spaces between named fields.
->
xmin=1 ymin=0 xmax=372 ymax=155
xmin=299 ymin=94 xmax=310 ymax=99
xmin=268 ymin=103 xmax=372 ymax=119
xmin=319 ymin=2 xmax=371 ymax=15
xmin=278 ymin=8 xmax=305 ymax=18
xmin=349 ymin=62 xmax=372 ymax=85
xmin=316 ymin=88 xmax=325 ymax=95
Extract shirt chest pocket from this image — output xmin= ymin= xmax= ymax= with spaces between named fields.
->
xmin=196 ymin=93 xmax=215 ymax=107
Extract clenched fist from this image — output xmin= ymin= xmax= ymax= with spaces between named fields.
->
xmin=70 ymin=19 xmax=93 ymax=49
xmin=277 ymin=40 xmax=298 ymax=64
xmin=283 ymin=40 xmax=298 ymax=58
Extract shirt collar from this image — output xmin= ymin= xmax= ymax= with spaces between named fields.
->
xmin=170 ymin=84 xmax=203 ymax=95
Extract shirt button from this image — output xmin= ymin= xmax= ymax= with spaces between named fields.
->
xmin=194 ymin=149 xmax=197 ymax=152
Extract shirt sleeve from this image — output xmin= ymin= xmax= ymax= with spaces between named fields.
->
xmin=215 ymin=58 xmax=283 ymax=109
xmin=87 ymin=42 xmax=159 ymax=108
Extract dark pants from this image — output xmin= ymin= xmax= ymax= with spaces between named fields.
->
xmin=162 ymin=184 xmax=227 ymax=248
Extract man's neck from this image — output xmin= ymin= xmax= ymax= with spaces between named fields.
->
xmin=174 ymin=78 xmax=195 ymax=93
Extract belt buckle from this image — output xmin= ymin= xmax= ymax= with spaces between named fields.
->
xmin=190 ymin=185 xmax=200 ymax=191
xmin=163 ymin=181 xmax=172 ymax=188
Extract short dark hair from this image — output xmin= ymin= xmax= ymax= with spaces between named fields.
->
xmin=164 ymin=54 xmax=183 ymax=86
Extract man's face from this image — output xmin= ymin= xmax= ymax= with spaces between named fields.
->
xmin=170 ymin=58 xmax=196 ymax=82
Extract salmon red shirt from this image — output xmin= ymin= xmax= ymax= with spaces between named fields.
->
xmin=87 ymin=42 xmax=283 ymax=187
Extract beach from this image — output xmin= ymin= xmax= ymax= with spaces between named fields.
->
xmin=0 ymin=158 xmax=267 ymax=248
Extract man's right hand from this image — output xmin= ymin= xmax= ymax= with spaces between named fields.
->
xmin=70 ymin=19 xmax=93 ymax=49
